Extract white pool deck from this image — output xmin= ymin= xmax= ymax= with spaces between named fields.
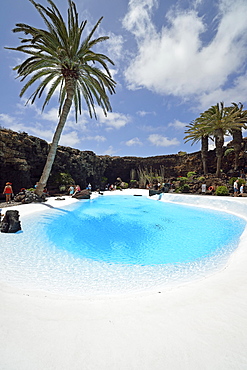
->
xmin=1 ymin=190 xmax=247 ymax=369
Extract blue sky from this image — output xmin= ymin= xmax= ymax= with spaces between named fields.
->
xmin=1 ymin=0 xmax=247 ymax=157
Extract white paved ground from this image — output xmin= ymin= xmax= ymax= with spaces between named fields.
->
xmin=1 ymin=191 xmax=247 ymax=370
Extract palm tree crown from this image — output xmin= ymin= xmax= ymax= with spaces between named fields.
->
xmin=7 ymin=0 xmax=116 ymax=120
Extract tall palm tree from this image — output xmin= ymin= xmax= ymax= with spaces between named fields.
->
xmin=6 ymin=0 xmax=116 ymax=196
xmin=227 ymin=102 xmax=247 ymax=170
xmin=197 ymin=102 xmax=246 ymax=177
xmin=184 ymin=119 xmax=210 ymax=175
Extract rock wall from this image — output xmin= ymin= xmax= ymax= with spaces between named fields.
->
xmin=1 ymin=128 xmax=246 ymax=196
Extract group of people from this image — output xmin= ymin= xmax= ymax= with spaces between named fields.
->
xmin=233 ymin=179 xmax=244 ymax=197
xmin=2 ymin=178 xmax=246 ymax=202
xmin=68 ymin=184 xmax=81 ymax=196
xmin=68 ymin=183 xmax=92 ymax=196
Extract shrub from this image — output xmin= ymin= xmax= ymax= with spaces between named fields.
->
xmin=229 ymin=177 xmax=237 ymax=185
xmin=187 ymin=171 xmax=196 ymax=178
xmin=59 ymin=185 xmax=66 ymax=192
xmin=229 ymin=177 xmax=246 ymax=186
xmin=50 ymin=172 xmax=75 ymax=186
xmin=130 ymin=179 xmax=138 ymax=188
xmin=215 ymin=186 xmax=229 ymax=196
xmin=177 ymin=176 xmax=187 ymax=182
xmin=197 ymin=176 xmax=205 ymax=182
xmin=121 ymin=182 xmax=129 ymax=189
xmin=180 ymin=184 xmax=190 ymax=193
xmin=238 ymin=179 xmax=246 ymax=186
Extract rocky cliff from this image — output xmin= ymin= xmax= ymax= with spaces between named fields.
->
xmin=1 ymin=128 xmax=246 ymax=196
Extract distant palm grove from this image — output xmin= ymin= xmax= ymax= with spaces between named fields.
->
xmin=184 ymin=102 xmax=247 ymax=177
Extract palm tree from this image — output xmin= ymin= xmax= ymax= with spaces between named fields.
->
xmin=184 ymin=119 xmax=210 ymax=175
xmin=197 ymin=102 xmax=246 ymax=177
xmin=6 ymin=0 xmax=116 ymax=196
xmin=227 ymin=102 xmax=247 ymax=170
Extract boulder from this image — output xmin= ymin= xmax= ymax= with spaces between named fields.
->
xmin=14 ymin=190 xmax=46 ymax=204
xmin=1 ymin=210 xmax=21 ymax=233
xmin=149 ymin=189 xmax=162 ymax=196
xmin=72 ymin=189 xmax=91 ymax=199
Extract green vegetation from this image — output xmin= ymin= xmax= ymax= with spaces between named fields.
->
xmin=137 ymin=165 xmax=165 ymax=188
xmin=215 ymin=186 xmax=229 ymax=196
xmin=121 ymin=182 xmax=129 ymax=189
xmin=229 ymin=177 xmax=246 ymax=187
xmin=50 ymin=172 xmax=74 ymax=187
xmin=187 ymin=171 xmax=196 ymax=178
xmin=177 ymin=177 xmax=187 ymax=183
xmin=197 ymin=176 xmax=205 ymax=182
xmin=180 ymin=184 xmax=190 ymax=193
xmin=130 ymin=180 xmax=138 ymax=188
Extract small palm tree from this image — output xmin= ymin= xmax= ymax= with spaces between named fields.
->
xmin=184 ymin=119 xmax=210 ymax=175
xmin=6 ymin=0 xmax=116 ymax=196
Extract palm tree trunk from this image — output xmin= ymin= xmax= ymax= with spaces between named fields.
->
xmin=201 ymin=135 xmax=208 ymax=175
xmin=35 ymin=78 xmax=75 ymax=197
xmin=215 ymin=129 xmax=224 ymax=178
xmin=231 ymin=128 xmax=243 ymax=170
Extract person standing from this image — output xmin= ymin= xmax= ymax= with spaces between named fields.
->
xmin=233 ymin=179 xmax=239 ymax=197
xmin=201 ymin=183 xmax=206 ymax=194
xmin=3 ymin=182 xmax=13 ymax=203
xmin=68 ymin=185 xmax=74 ymax=196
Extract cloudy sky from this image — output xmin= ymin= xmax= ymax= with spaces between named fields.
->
xmin=1 ymin=0 xmax=247 ymax=157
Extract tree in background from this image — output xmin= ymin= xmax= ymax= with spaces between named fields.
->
xmin=184 ymin=119 xmax=210 ymax=175
xmin=227 ymin=102 xmax=247 ymax=170
xmin=186 ymin=102 xmax=247 ymax=177
xmin=6 ymin=0 xmax=116 ymax=196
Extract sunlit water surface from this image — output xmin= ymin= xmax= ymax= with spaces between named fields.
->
xmin=0 ymin=195 xmax=245 ymax=295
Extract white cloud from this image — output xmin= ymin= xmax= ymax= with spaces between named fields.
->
xmin=59 ymin=131 xmax=80 ymax=147
xmin=105 ymin=33 xmax=124 ymax=63
xmin=148 ymin=134 xmax=179 ymax=147
xmin=123 ymin=0 xmax=247 ymax=103
xmin=103 ymin=146 xmax=116 ymax=155
xmin=38 ymin=107 xmax=59 ymax=123
xmin=0 ymin=113 xmax=15 ymax=125
xmin=81 ymin=135 xmax=106 ymax=142
xmin=137 ymin=110 xmax=156 ymax=117
xmin=197 ymin=72 xmax=247 ymax=110
xmin=125 ymin=137 xmax=143 ymax=146
xmin=123 ymin=0 xmax=158 ymax=39
xmin=28 ymin=126 xmax=55 ymax=142
xmin=96 ymin=108 xmax=131 ymax=129
xmin=168 ymin=119 xmax=187 ymax=129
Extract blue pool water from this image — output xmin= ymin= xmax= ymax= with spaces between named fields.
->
xmin=47 ymin=195 xmax=245 ymax=265
xmin=0 ymin=195 xmax=246 ymax=295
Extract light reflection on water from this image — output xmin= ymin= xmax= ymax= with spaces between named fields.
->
xmin=0 ymin=195 xmax=245 ymax=295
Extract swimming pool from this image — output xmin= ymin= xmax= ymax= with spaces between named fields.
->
xmin=0 ymin=193 xmax=246 ymax=295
